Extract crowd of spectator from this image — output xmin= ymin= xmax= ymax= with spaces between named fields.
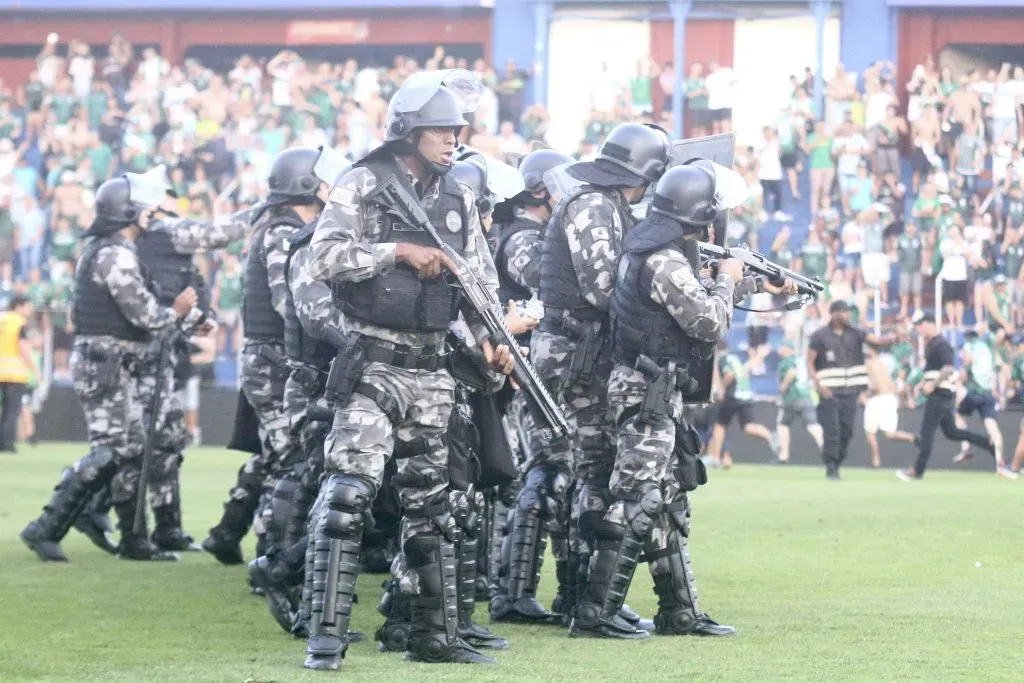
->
xmin=4 ymin=32 xmax=1024 ymax=420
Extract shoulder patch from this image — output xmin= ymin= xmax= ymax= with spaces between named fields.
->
xmin=445 ymin=210 xmax=462 ymax=233
xmin=329 ymin=185 xmax=356 ymax=206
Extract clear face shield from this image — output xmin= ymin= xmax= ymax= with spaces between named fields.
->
xmin=313 ymin=145 xmax=352 ymax=188
xmin=392 ymin=68 xmax=483 ymax=118
xmin=124 ymin=164 xmax=175 ymax=223
xmin=541 ymin=162 xmax=586 ymax=206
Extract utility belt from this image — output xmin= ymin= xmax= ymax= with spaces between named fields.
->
xmin=324 ymin=334 xmax=448 ymax=424
xmin=540 ymin=308 xmax=608 ymax=388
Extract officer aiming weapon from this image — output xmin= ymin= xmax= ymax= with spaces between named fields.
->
xmin=698 ymin=242 xmax=824 ymax=308
xmin=368 ymin=174 xmax=570 ymax=438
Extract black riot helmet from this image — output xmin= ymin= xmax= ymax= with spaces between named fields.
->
xmin=650 ymin=164 xmax=719 ymax=230
xmin=567 ymin=122 xmax=669 ymax=189
xmin=85 ymin=169 xmax=171 ymax=237
xmin=267 ymin=147 xmax=323 ymax=202
xmin=94 ymin=177 xmax=140 ymax=224
xmin=383 ymin=70 xmax=479 ymax=177
xmin=519 ymin=149 xmax=572 ymax=196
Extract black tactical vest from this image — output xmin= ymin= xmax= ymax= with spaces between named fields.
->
xmin=610 ymin=216 xmax=715 ymax=402
xmin=333 ymin=155 xmax=467 ymax=332
xmin=243 ymin=208 xmax=305 ymax=342
xmin=539 ymin=186 xmax=632 ymax=321
xmin=284 ymin=223 xmax=337 ymax=369
xmin=494 ymin=217 xmax=540 ymax=305
xmin=136 ymin=225 xmax=211 ymax=315
xmin=72 ymin=237 xmax=152 ymax=342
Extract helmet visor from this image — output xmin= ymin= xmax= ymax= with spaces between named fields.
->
xmin=124 ymin=164 xmax=173 ymax=209
xmin=313 ymin=146 xmax=351 ymax=187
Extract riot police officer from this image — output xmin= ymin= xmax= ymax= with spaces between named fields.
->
xmin=494 ymin=123 xmax=669 ymax=628
xmin=246 ymin=148 xmax=351 ymax=633
xmin=574 ymin=162 xmax=765 ymax=639
xmin=204 ymin=148 xmax=329 ymax=566
xmin=20 ymin=174 xmax=197 ymax=562
xmin=303 ymin=69 xmax=513 ymax=670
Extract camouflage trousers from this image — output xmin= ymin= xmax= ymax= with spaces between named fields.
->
xmin=133 ymin=338 xmax=189 ymax=510
xmin=238 ymin=341 xmax=291 ymax=533
xmin=70 ymin=339 xmax=145 ymax=505
xmin=527 ymin=330 xmax=617 ymax=563
xmin=322 ymin=362 xmax=455 ymax=546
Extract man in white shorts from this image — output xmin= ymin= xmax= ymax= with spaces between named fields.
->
xmin=863 ymin=346 xmax=918 ymax=467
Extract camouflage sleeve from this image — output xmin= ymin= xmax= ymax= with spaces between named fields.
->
xmin=503 ymin=228 xmax=542 ymax=295
xmin=646 ymin=249 xmax=735 ymax=343
xmin=735 ymin=275 xmax=760 ymax=302
xmin=165 ymin=207 xmax=254 ymax=253
xmin=289 ymin=246 xmax=335 ymax=342
xmin=93 ymin=245 xmax=177 ymax=332
xmin=308 ymin=167 xmax=397 ymax=284
xmin=458 ymin=184 xmax=501 ymax=343
xmin=265 ymin=224 xmax=294 ymax=318
xmin=564 ymin=194 xmax=621 ymax=311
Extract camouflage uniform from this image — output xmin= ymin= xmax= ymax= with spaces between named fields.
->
xmin=206 ymin=208 xmax=297 ymax=562
xmin=304 ymin=155 xmax=500 ymax=667
xmin=573 ymin=242 xmax=745 ymax=639
xmin=20 ymin=232 xmax=179 ymax=561
xmin=494 ymin=188 xmax=631 ymax=624
xmin=134 ymin=211 xmax=252 ymax=547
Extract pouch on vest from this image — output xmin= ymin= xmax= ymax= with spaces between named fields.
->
xmin=673 ymin=423 xmax=707 ymax=492
xmin=228 ymin=389 xmax=262 ymax=455
xmin=563 ymin=317 xmax=605 ymax=388
xmin=470 ymin=390 xmax=519 ymax=489
xmin=447 ymin=405 xmax=481 ymax=492
xmin=324 ymin=336 xmax=368 ymax=408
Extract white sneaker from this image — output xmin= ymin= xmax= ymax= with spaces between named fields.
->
xmin=773 ymin=211 xmax=792 ymax=221
xmin=996 ymin=467 xmax=1019 ymax=480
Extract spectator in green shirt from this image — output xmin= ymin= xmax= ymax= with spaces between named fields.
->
xmin=895 ymin=220 xmax=925 ymax=318
xmin=628 ymin=58 xmax=653 ymax=117
xmin=213 ymin=253 xmax=244 ymax=357
xmin=685 ymin=62 xmax=710 ymax=137
xmin=803 ymin=120 xmax=835 ymax=214
xmin=776 ymin=340 xmax=823 ymax=463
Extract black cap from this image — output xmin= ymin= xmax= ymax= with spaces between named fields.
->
xmin=829 ymin=300 xmax=850 ymax=314
xmin=911 ymin=310 xmax=935 ymax=325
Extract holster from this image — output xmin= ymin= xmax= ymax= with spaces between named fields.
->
xmin=447 ymin=398 xmax=481 ymax=492
xmin=292 ymin=363 xmax=328 ymax=398
xmin=324 ymin=336 xmax=368 ymax=408
xmin=88 ymin=346 xmax=125 ymax=383
xmin=447 ymin=345 xmax=490 ymax=393
xmin=673 ymin=423 xmax=707 ymax=493
xmin=258 ymin=342 xmax=288 ymax=368
xmin=563 ymin=317 xmax=605 ymax=389
xmin=635 ymin=355 xmax=685 ymax=425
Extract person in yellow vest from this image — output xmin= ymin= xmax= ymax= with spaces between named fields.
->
xmin=0 ymin=295 xmax=36 ymax=453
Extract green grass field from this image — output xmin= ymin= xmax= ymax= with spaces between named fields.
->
xmin=1 ymin=444 xmax=1021 ymax=682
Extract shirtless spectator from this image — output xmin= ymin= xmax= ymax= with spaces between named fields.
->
xmin=872 ymin=105 xmax=906 ymax=182
xmin=862 ymin=346 xmax=918 ymax=468
xmin=910 ymin=103 xmax=941 ymax=193
xmin=945 ymin=74 xmax=983 ymax=147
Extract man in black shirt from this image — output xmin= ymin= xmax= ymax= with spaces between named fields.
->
xmin=806 ymin=301 xmax=893 ymax=479
xmin=897 ymin=313 xmax=999 ymax=480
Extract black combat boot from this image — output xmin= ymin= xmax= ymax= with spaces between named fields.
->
xmin=375 ymin=578 xmax=412 ymax=653
xmin=202 ymin=465 xmax=262 ymax=565
xmin=114 ymin=501 xmax=179 ymax=561
xmin=151 ymin=490 xmax=202 ymax=552
xmin=73 ymin=483 xmax=117 ymax=554
xmin=404 ymin=534 xmax=496 ymax=665
xmin=569 ymin=490 xmax=660 ymax=641
xmin=21 ymin=449 xmax=118 ymax=562
xmin=458 ymin=531 xmax=509 ymax=650
xmin=650 ymin=496 xmax=734 ymax=637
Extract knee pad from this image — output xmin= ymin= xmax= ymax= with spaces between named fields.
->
xmin=321 ymin=475 xmax=377 ymax=540
xmin=621 ymin=484 xmax=663 ymax=538
xmin=518 ymin=466 xmax=570 ymax=519
xmin=79 ymin=447 xmax=117 ymax=484
xmin=575 ymin=483 xmax=612 ymax=542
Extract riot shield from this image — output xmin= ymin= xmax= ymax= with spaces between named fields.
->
xmin=669 ymin=133 xmax=737 ymax=247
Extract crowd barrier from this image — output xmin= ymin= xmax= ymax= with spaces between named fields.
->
xmin=35 ymin=386 xmax=1019 ymax=473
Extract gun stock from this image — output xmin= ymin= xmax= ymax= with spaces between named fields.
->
xmin=370 ymin=175 xmax=570 ymax=438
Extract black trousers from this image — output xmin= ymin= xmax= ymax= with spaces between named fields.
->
xmin=913 ymin=390 xmax=992 ymax=477
xmin=816 ymin=393 xmax=859 ymax=473
xmin=0 ymin=381 xmax=26 ymax=449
